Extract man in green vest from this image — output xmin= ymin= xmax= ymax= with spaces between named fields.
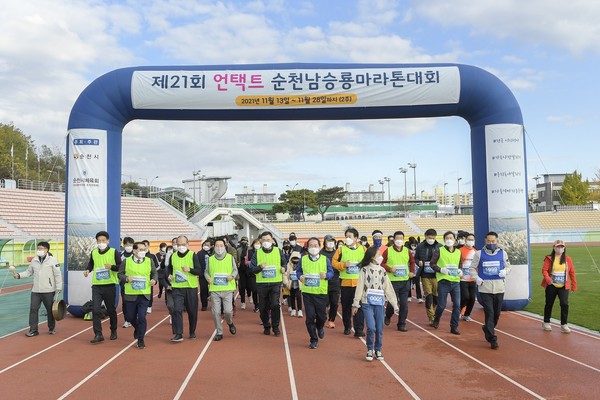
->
xmin=431 ymin=231 xmax=462 ymax=335
xmin=249 ymin=231 xmax=287 ymax=337
xmin=297 ymin=237 xmax=334 ymax=349
xmin=167 ymin=235 xmax=201 ymax=342
xmin=83 ymin=231 xmax=122 ymax=344
xmin=118 ymin=241 xmax=158 ymax=349
xmin=381 ymin=231 xmax=416 ymax=332
xmin=205 ymin=238 xmax=238 ymax=341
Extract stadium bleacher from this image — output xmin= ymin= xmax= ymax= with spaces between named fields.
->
xmin=531 ymin=211 xmax=600 ymax=230
xmin=410 ymin=215 xmax=474 ymax=234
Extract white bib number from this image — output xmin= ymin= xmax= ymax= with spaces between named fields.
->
xmin=213 ymin=273 xmax=228 ymax=286
xmin=446 ymin=265 xmax=459 ymax=277
xmin=175 ymin=270 xmax=188 ymax=283
xmin=552 ymin=272 xmax=566 ymax=285
xmin=131 ymin=276 xmax=146 ymax=290
xmin=262 ymin=266 xmax=276 ymax=279
xmin=482 ymin=261 xmax=500 ymax=276
xmin=346 ymin=263 xmax=360 ymax=275
xmin=95 ymin=269 xmax=110 ymax=281
xmin=393 ymin=265 xmax=408 ymax=277
xmin=366 ymin=289 xmax=385 ymax=306
xmin=304 ymin=274 xmax=321 ymax=287
xmin=423 ymin=261 xmax=434 ymax=274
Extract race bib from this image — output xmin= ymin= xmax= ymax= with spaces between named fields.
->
xmin=289 ymin=273 xmax=299 ymax=281
xmin=175 ymin=270 xmax=188 ymax=283
xmin=482 ymin=261 xmax=500 ymax=276
xmin=393 ymin=265 xmax=408 ymax=277
xmin=423 ymin=261 xmax=434 ymax=274
xmin=462 ymin=267 xmax=471 ymax=276
xmin=213 ymin=273 xmax=228 ymax=286
xmin=552 ymin=272 xmax=566 ymax=285
xmin=131 ymin=276 xmax=146 ymax=290
xmin=262 ymin=266 xmax=276 ymax=279
xmin=346 ymin=263 xmax=360 ymax=275
xmin=366 ymin=289 xmax=385 ymax=306
xmin=95 ymin=269 xmax=110 ymax=281
xmin=304 ymin=274 xmax=320 ymax=287
xmin=446 ymin=265 xmax=459 ymax=277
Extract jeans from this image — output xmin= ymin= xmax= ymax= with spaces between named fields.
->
xmin=479 ymin=292 xmax=504 ymax=342
xmin=544 ymin=285 xmax=569 ymax=325
xmin=124 ymin=295 xmax=150 ymax=339
xmin=385 ymin=280 xmax=410 ymax=327
xmin=29 ymin=292 xmax=55 ymax=332
xmin=434 ymin=280 xmax=461 ymax=328
xmin=362 ymin=303 xmax=384 ymax=351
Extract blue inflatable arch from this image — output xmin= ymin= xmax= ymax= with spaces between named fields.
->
xmin=65 ymin=63 xmax=530 ymax=314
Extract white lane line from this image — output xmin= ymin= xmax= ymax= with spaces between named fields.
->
xmin=173 ymin=324 xmax=218 ymax=400
xmin=336 ymin=311 xmax=420 ymax=400
xmin=407 ymin=320 xmax=546 ymax=400
xmin=507 ymin=310 xmax=600 ymax=340
xmin=280 ymin=309 xmax=299 ymax=400
xmin=57 ymin=315 xmax=169 ymax=400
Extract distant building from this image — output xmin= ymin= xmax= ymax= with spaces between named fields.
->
xmin=235 ymin=185 xmax=277 ymax=204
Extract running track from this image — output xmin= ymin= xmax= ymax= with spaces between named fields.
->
xmin=0 ymin=295 xmax=598 ymax=400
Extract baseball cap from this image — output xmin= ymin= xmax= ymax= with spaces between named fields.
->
xmin=553 ymin=239 xmax=566 ymax=247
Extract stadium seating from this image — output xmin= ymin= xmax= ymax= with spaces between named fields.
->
xmin=531 ymin=211 xmax=600 ymax=230
xmin=410 ymin=215 xmax=474 ymax=234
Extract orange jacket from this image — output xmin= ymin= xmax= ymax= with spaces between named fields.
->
xmin=541 ymin=255 xmax=577 ymax=291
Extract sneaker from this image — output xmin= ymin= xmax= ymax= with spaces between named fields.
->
xmin=343 ymin=328 xmax=352 ymax=335
xmin=110 ymin=331 xmax=118 ymax=340
xmin=189 ymin=333 xmax=197 ymax=339
xmin=309 ymin=340 xmax=318 ymax=349
xmin=407 ymin=297 xmax=412 ymax=302
xmin=90 ymin=335 xmax=104 ymax=344
xmin=462 ymin=316 xmax=473 ymax=322
xmin=170 ymin=334 xmax=184 ymax=342
xmin=297 ymin=310 xmax=303 ymax=318
xmin=375 ymin=350 xmax=384 ymax=360
xmin=432 ymin=318 xmax=440 ymax=329
xmin=146 ymin=307 xmax=152 ymax=314
xmin=318 ymin=328 xmax=325 ymax=339
xmin=543 ymin=322 xmax=552 ymax=331
xmin=561 ymin=324 xmax=571 ymax=333
xmin=365 ymin=350 xmax=374 ymax=361
xmin=214 ymin=334 xmax=223 ymax=341
xmin=169 ymin=316 xmax=172 ymax=325
xmin=398 ymin=325 xmax=407 ymax=332
xmin=491 ymin=340 xmax=499 ymax=350
xmin=25 ymin=331 xmax=39 ymax=337
xmin=450 ymin=327 xmax=461 ymax=335
xmin=48 ymin=329 xmax=56 ymax=335
xmin=241 ymin=303 xmax=246 ymax=310
xmin=326 ymin=321 xmax=336 ymax=329
xmin=273 ymin=329 xmax=281 ymax=337
xmin=384 ymin=317 xmax=391 ymax=326
xmin=229 ymin=323 xmax=237 ymax=335
xmin=418 ymin=298 xmax=424 ymax=304
xmin=354 ymin=331 xmax=365 ymax=338
xmin=122 ymin=321 xmax=132 ymax=328
xmin=137 ymin=339 xmax=145 ymax=349
xmin=290 ymin=309 xmax=297 ymax=317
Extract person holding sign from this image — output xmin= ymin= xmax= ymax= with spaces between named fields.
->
xmin=430 ymin=231 xmax=462 ymax=335
xmin=470 ymin=231 xmax=511 ymax=349
xmin=332 ymin=227 xmax=367 ymax=337
xmin=84 ymin=231 xmax=122 ymax=344
xmin=118 ymin=242 xmax=157 ymax=349
xmin=381 ymin=231 xmax=415 ymax=332
xmin=296 ymin=238 xmax=334 ymax=349
xmin=541 ymin=240 xmax=577 ymax=333
xmin=352 ymin=246 xmax=398 ymax=362
xmin=249 ymin=231 xmax=287 ymax=337
xmin=414 ymin=229 xmax=442 ymax=326
xmin=205 ymin=238 xmax=238 ymax=341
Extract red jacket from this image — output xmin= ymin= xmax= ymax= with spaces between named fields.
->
xmin=541 ymin=255 xmax=577 ymax=291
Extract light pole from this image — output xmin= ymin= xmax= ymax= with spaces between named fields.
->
xmin=420 ymin=190 xmax=425 ymax=201
xmin=193 ymin=170 xmax=201 ymax=205
xmin=384 ymin=177 xmax=391 ymax=210
xmin=149 ymin=175 xmax=159 ymax=197
xmin=443 ymin=182 xmax=448 ymax=205
xmin=399 ymin=167 xmax=407 ymax=212
xmin=457 ymin=177 xmax=462 ymax=214
xmin=408 ymin=163 xmax=417 ymax=199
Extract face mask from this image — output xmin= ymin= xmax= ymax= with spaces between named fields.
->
xmin=215 ymin=248 xmax=226 ymax=256
xmin=394 ymin=240 xmax=403 ymax=247
xmin=253 ymin=244 xmax=261 ymax=250
xmin=458 ymin=239 xmax=465 ymax=245
xmin=36 ymin=250 xmax=46 ymax=257
xmin=262 ymin=241 xmax=272 ymax=250
xmin=202 ymin=245 xmax=211 ymax=252
xmin=308 ymin=247 xmax=320 ymax=256
xmin=160 ymin=247 xmax=166 ymax=252
xmin=411 ymin=245 xmax=417 ymax=250
xmin=486 ymin=244 xmax=497 ymax=252
xmin=466 ymin=240 xmax=475 ymax=248
xmin=373 ymin=238 xmax=382 ymax=247
xmin=167 ymin=249 xmax=173 ymax=254
xmin=289 ymin=241 xmax=296 ymax=246
xmin=445 ymin=239 xmax=455 ymax=247
xmin=426 ymin=238 xmax=435 ymax=245
xmin=178 ymin=245 xmax=188 ymax=253
xmin=374 ymin=255 xmax=384 ymax=265
xmin=98 ymin=243 xmax=108 ymax=250
xmin=361 ymin=240 xmax=367 ymax=245
xmin=326 ymin=241 xmax=335 ymax=249
xmin=346 ymin=237 xmax=355 ymax=246
xmin=137 ymin=251 xmax=147 ymax=258
xmin=554 ymin=247 xmax=565 ymax=255
xmin=124 ymin=246 xmax=133 ymax=253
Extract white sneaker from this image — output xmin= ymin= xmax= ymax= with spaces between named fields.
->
xmin=365 ymin=350 xmax=374 ymax=361
xmin=542 ymin=322 xmax=552 ymax=331
xmin=146 ymin=307 xmax=152 ymax=314
xmin=375 ymin=350 xmax=384 ymax=360
xmin=561 ymin=324 xmax=571 ymax=333
xmin=169 ymin=316 xmax=172 ymax=325
xmin=297 ymin=310 xmax=303 ymax=318
xmin=241 ymin=303 xmax=246 ymax=310
xmin=418 ymin=298 xmax=424 ymax=304
xmin=407 ymin=297 xmax=412 ymax=302
xmin=290 ymin=309 xmax=297 ymax=317
xmin=122 ymin=321 xmax=132 ymax=328
xmin=462 ymin=316 xmax=473 ymax=322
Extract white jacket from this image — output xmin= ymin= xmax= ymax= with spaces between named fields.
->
xmin=18 ymin=255 xmax=63 ymax=293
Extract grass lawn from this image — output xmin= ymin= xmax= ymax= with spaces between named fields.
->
xmin=525 ymin=244 xmax=600 ymax=332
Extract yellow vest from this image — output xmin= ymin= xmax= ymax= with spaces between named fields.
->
xmin=300 ymin=255 xmax=328 ymax=295
xmin=256 ymin=248 xmax=283 ymax=284
xmin=339 ymin=246 xmax=365 ymax=280
xmin=171 ymin=251 xmax=198 ymax=289
xmin=208 ymin=253 xmax=236 ymax=292
xmin=386 ymin=246 xmax=410 ymax=282
xmin=91 ymin=248 xmax=118 ymax=285
xmin=436 ymin=247 xmax=461 ymax=283
xmin=124 ymin=257 xmax=151 ymax=295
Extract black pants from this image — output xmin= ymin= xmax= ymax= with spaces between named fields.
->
xmin=247 ymin=274 xmax=258 ymax=307
xmin=29 ymin=292 xmax=55 ymax=332
xmin=326 ymin=281 xmax=340 ymax=322
xmin=157 ymin=271 xmax=166 ymax=297
xmin=92 ymin=284 xmax=118 ymax=336
xmin=411 ymin=276 xmax=422 ymax=299
xmin=199 ymin=276 xmax=209 ymax=309
xmin=148 ymin=286 xmax=154 ymax=308
xmin=238 ymin=270 xmax=250 ymax=303
xmin=479 ymin=292 xmax=504 ymax=343
xmin=172 ymin=287 xmax=198 ymax=336
xmin=289 ymin=286 xmax=303 ymax=311
xmin=544 ymin=285 xmax=569 ymax=325
xmin=460 ymin=281 xmax=477 ymax=317
xmin=124 ymin=296 xmax=150 ymax=339
xmin=340 ymin=286 xmax=364 ymax=333
xmin=386 ymin=280 xmax=410 ymax=327
xmin=257 ymin=283 xmax=281 ymax=330
xmin=303 ymin=293 xmax=327 ymax=343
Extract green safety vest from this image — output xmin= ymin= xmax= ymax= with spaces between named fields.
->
xmin=436 ymin=246 xmax=461 ymax=283
xmin=386 ymin=246 xmax=410 ymax=282
xmin=171 ymin=251 xmax=198 ymax=289
xmin=256 ymin=248 xmax=283 ymax=284
xmin=300 ymin=255 xmax=328 ymax=295
xmin=339 ymin=246 xmax=365 ymax=280
xmin=208 ymin=253 xmax=236 ymax=292
xmin=91 ymin=248 xmax=118 ymax=285
xmin=124 ymin=256 xmax=151 ymax=295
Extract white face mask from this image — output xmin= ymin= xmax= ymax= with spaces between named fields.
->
xmin=411 ymin=245 xmax=417 ymax=250
xmin=262 ymin=241 xmax=272 ymax=250
xmin=253 ymin=244 xmax=261 ymax=250
xmin=36 ymin=250 xmax=47 ymax=257
xmin=178 ymin=245 xmax=187 ymax=253
xmin=374 ymin=255 xmax=384 ymax=265
xmin=326 ymin=241 xmax=335 ymax=249
xmin=308 ymin=247 xmax=320 ymax=256
xmin=289 ymin=241 xmax=296 ymax=246
xmin=160 ymin=247 xmax=166 ymax=252
xmin=124 ymin=246 xmax=133 ymax=253
xmin=466 ymin=240 xmax=475 ymax=248
xmin=426 ymin=238 xmax=435 ymax=245
xmin=137 ymin=251 xmax=147 ymax=259
xmin=345 ymin=237 xmax=355 ymax=246
xmin=215 ymin=247 xmax=226 ymax=256
xmin=554 ymin=247 xmax=565 ymax=255
xmin=394 ymin=240 xmax=404 ymax=247
xmin=98 ymin=243 xmax=108 ymax=250
xmin=458 ymin=239 xmax=465 ymax=245
xmin=445 ymin=239 xmax=455 ymax=247
xmin=202 ymin=245 xmax=211 ymax=252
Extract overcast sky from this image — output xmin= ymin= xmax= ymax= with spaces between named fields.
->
xmin=1 ymin=0 xmax=599 ymax=200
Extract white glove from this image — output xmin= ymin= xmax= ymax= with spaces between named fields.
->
xmin=440 ymin=268 xmax=449 ymax=275
xmin=498 ymin=269 xmax=507 ymax=278
xmin=476 ymin=277 xmax=484 ymax=286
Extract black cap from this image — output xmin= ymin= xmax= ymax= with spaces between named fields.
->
xmin=324 ymin=234 xmax=335 ymax=241
xmin=289 ymin=234 xmax=297 ymax=240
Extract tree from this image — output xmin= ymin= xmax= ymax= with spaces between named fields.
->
xmin=315 ymin=186 xmax=347 ymax=221
xmin=560 ymin=170 xmax=590 ymax=205
xmin=272 ymin=189 xmax=317 ymax=221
